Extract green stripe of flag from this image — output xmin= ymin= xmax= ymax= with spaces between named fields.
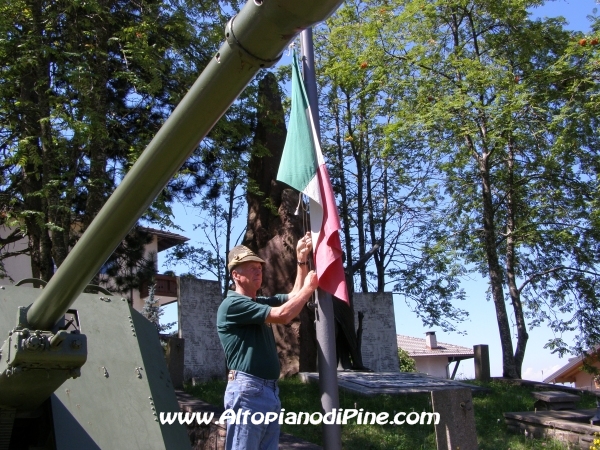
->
xmin=277 ymin=53 xmax=318 ymax=192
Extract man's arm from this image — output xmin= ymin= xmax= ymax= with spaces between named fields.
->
xmin=289 ymin=232 xmax=312 ymax=297
xmin=266 ymin=270 xmax=318 ymax=324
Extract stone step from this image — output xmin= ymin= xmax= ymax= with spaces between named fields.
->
xmin=504 ymin=408 xmax=600 ymax=449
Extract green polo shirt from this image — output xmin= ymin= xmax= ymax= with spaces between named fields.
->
xmin=217 ymin=291 xmax=287 ymax=380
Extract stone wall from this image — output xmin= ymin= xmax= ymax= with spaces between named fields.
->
xmin=178 ymin=277 xmax=226 ymax=381
xmin=352 ymin=292 xmax=399 ymax=372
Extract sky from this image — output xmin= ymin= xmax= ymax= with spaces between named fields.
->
xmin=158 ymin=0 xmax=599 ymax=383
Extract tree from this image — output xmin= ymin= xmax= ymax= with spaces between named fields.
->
xmin=165 ymin=191 xmax=245 ymax=296
xmin=164 ymin=80 xmax=259 ymax=296
xmin=0 ymin=0 xmax=234 ymax=285
xmin=352 ymin=0 xmax=600 ymax=378
xmin=314 ymin=1 xmax=468 ymax=335
xmin=98 ymin=226 xmax=155 ymax=297
xmin=141 ymin=284 xmax=176 ymax=334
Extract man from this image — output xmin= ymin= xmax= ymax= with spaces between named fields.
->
xmin=217 ymin=233 xmax=319 ymax=450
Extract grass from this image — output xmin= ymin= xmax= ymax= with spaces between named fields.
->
xmin=184 ymin=377 xmax=599 ymax=450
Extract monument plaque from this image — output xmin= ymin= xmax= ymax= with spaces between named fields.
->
xmin=300 ymin=371 xmax=486 ymax=396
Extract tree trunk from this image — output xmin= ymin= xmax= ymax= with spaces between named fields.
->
xmin=505 ymin=137 xmax=528 ymax=377
xmin=343 ymin=89 xmax=367 ymax=293
xmin=84 ymin=30 xmax=110 ymax=229
xmin=332 ymin=89 xmax=354 ymax=301
xmin=476 ymin=145 xmax=519 ymax=379
xmin=21 ymin=2 xmax=54 ymax=281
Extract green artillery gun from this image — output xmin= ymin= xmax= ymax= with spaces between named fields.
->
xmin=0 ymin=0 xmax=343 ymax=448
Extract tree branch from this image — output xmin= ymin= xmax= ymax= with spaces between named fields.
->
xmin=0 ymin=248 xmax=29 ymax=261
xmin=347 ymin=240 xmax=383 ymax=275
xmin=0 ymin=227 xmax=24 ymax=247
xmin=519 ymin=266 xmax=600 ymax=293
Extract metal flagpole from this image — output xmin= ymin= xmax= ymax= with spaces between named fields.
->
xmin=300 ymin=28 xmax=342 ymax=450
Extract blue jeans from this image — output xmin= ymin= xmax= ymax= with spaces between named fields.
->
xmin=224 ymin=371 xmax=281 ymax=450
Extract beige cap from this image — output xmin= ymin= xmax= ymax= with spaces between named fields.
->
xmin=227 ymin=245 xmax=266 ymax=270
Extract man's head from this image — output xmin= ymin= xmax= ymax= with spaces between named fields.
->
xmin=228 ymin=245 xmax=265 ymax=270
xmin=228 ymin=245 xmax=265 ymax=295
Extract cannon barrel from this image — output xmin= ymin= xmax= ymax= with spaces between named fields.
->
xmin=26 ymin=0 xmax=344 ymax=331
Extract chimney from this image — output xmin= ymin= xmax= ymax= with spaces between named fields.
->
xmin=425 ymin=331 xmax=437 ymax=349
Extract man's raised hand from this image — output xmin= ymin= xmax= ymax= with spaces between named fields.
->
xmin=297 ymin=232 xmax=313 ymax=263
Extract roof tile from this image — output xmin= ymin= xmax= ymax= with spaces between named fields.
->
xmin=397 ymin=334 xmax=474 ymax=358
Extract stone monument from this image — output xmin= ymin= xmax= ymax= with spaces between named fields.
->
xmin=178 ymin=277 xmax=226 ymax=381
xmin=352 ymin=292 xmax=399 ymax=372
xmin=431 ymin=388 xmax=479 ymax=450
xmin=166 ymin=336 xmax=185 ymax=388
xmin=474 ymin=344 xmax=490 ymax=382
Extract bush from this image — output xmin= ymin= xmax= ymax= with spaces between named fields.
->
xmin=398 ymin=348 xmax=417 ymax=372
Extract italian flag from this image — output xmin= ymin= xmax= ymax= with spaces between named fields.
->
xmin=277 ymin=54 xmax=349 ymax=304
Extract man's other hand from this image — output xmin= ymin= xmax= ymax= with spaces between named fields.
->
xmin=303 ymin=270 xmax=318 ymax=291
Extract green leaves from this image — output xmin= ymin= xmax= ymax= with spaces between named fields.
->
xmin=0 ymin=0 xmax=235 ymax=281
xmin=316 ymin=0 xmax=600 ymax=376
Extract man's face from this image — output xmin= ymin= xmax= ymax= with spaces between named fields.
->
xmin=233 ymin=261 xmax=263 ymax=293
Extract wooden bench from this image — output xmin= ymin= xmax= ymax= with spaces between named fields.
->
xmin=532 ymin=390 xmax=581 ymax=411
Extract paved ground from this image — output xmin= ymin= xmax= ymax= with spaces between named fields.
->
xmin=278 ymin=433 xmax=322 ymax=450
xmin=299 ymin=371 xmax=489 ymax=395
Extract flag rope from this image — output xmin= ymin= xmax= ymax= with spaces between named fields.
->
xmin=298 ymin=193 xmax=317 ymax=309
